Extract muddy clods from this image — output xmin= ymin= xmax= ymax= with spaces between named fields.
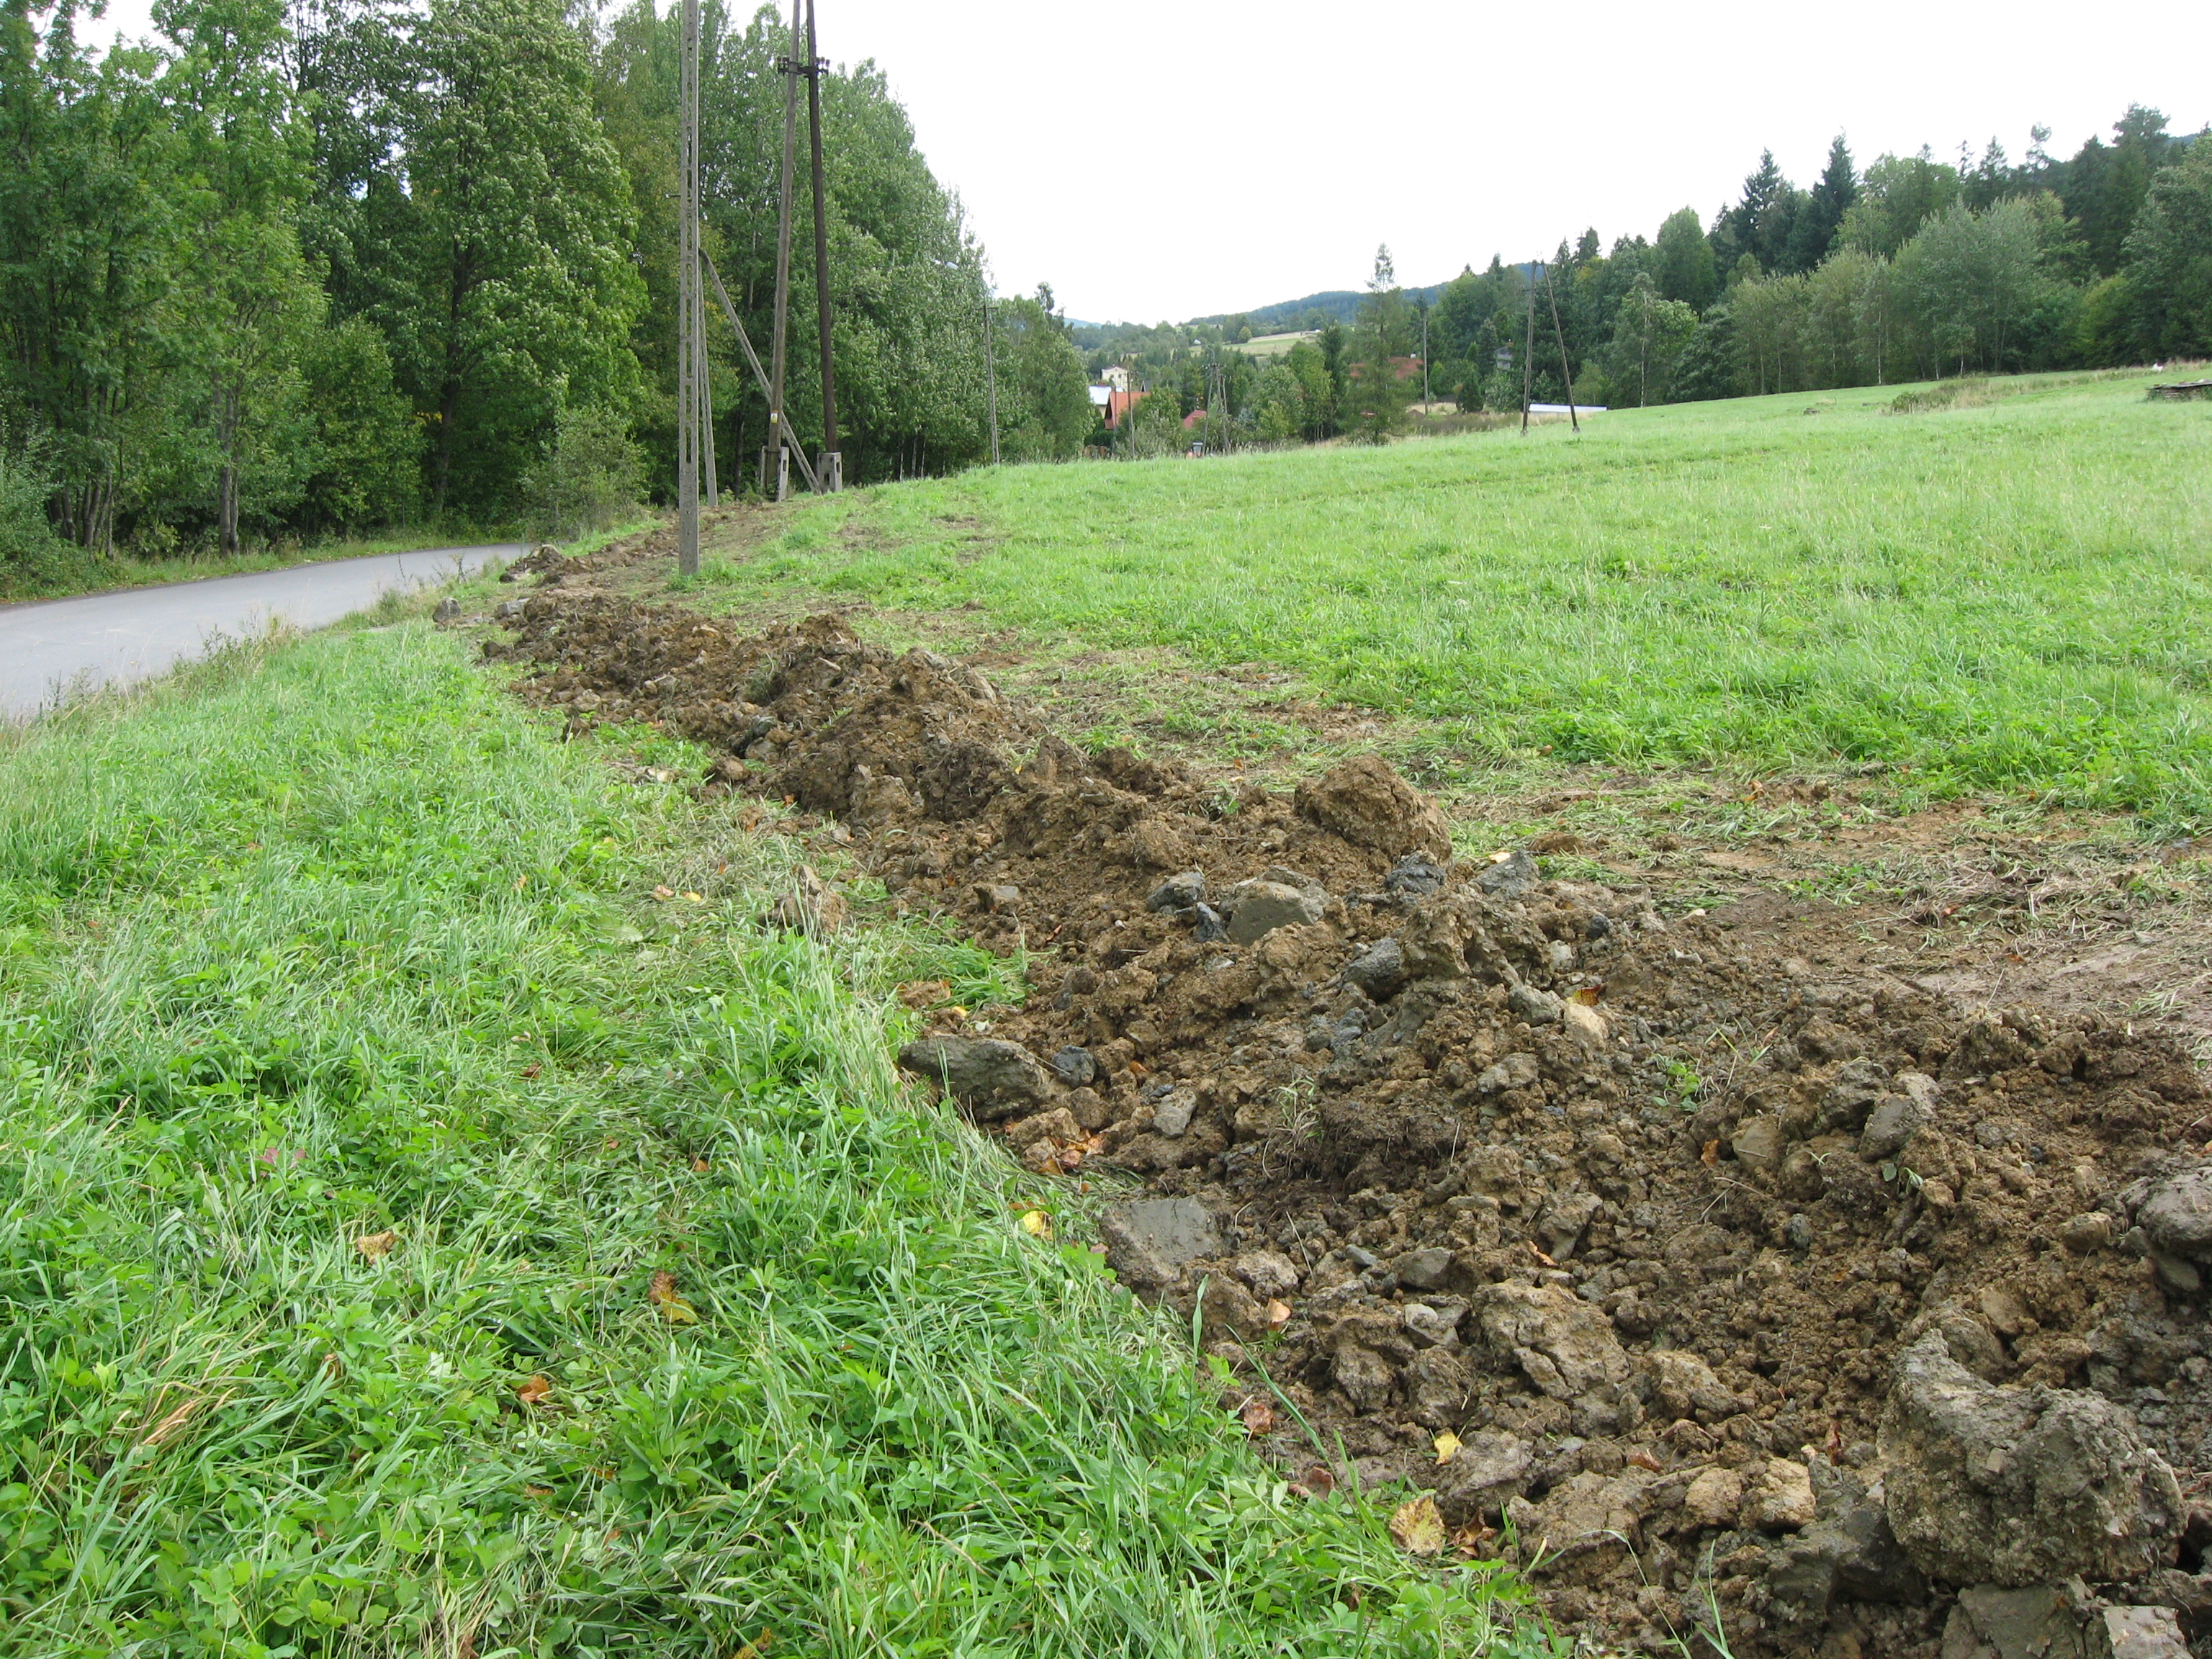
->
xmin=491 ymin=595 xmax=2212 ymax=1659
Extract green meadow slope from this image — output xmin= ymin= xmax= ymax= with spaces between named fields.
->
xmin=748 ymin=372 xmax=2212 ymax=822
xmin=0 ymin=624 xmax=1537 ymax=1656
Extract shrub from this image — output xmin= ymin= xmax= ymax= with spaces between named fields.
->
xmin=519 ymin=403 xmax=646 ymax=538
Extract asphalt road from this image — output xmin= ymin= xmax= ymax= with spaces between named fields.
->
xmin=0 ymin=543 xmax=519 ymax=721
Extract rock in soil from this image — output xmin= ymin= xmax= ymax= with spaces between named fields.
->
xmin=489 ymin=595 xmax=2212 ymax=1658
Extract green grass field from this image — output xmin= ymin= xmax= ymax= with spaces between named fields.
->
xmin=0 ymin=622 xmax=1538 ymax=1657
xmin=732 ymin=370 xmax=2212 ymax=824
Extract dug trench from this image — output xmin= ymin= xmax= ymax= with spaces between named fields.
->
xmin=483 ymin=576 xmax=2212 ymax=1659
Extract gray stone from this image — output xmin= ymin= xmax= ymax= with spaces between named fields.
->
xmin=1476 ymin=849 xmax=1539 ymax=899
xmin=1098 ymin=1197 xmax=1220 ymax=1296
xmin=1820 ymin=1058 xmax=1891 ymax=1133
xmin=1223 ymin=878 xmax=1327 ymax=944
xmin=1344 ymin=936 xmax=1408 ymax=1000
xmin=433 ymin=596 xmax=460 ymax=622
xmin=1434 ymin=1431 xmax=1534 ymax=1523
xmin=896 ymin=1036 xmax=1049 ymax=1118
xmin=1881 ymin=1331 xmax=2184 ymax=1587
xmin=1732 ymin=1114 xmax=1785 ymax=1175
xmin=496 ymin=597 xmax=527 ymax=619
xmin=1940 ymin=1586 xmax=2090 ymax=1659
xmin=2099 ymin=1606 xmax=2191 ymax=1659
xmin=1763 ymin=1462 xmax=1926 ymax=1639
xmin=1537 ymin=1191 xmax=1602 ymax=1259
xmin=1192 ymin=904 xmax=1226 ymax=943
xmin=2059 ymin=1212 xmax=2119 ymax=1253
xmin=1402 ymin=1299 xmax=1467 ymax=1349
xmin=1508 ymin=982 xmax=1563 ymax=1025
xmin=1385 ymin=857 xmax=1449 ymax=897
xmin=1476 ymin=1051 xmax=1542 ymax=1094
xmin=1393 ymin=1246 xmax=1457 ymax=1290
xmin=1404 ymin=1347 xmax=1477 ymax=1429
xmin=1146 ymin=871 xmax=1205 ymax=913
xmin=1150 ymin=1090 xmax=1197 ymax=1138
xmin=1048 ymin=1045 xmax=1096 ymax=1087
xmin=1333 ymin=1345 xmax=1397 ymax=1411
xmin=1863 ymin=1092 xmax=1936 ymax=1160
xmin=1475 ymin=1281 xmax=1629 ymax=1401
xmin=2132 ymin=1166 xmax=2212 ymax=1261
xmin=1231 ymin=1250 xmax=1299 ymax=1299
xmin=1641 ymin=1349 xmax=1741 ymax=1419
xmin=2152 ymin=1252 xmax=2201 ymax=1295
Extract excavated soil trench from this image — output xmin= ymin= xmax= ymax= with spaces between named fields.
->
xmin=482 ymin=575 xmax=2212 ymax=1659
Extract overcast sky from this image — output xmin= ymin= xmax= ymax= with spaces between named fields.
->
xmin=89 ymin=0 xmax=2212 ymax=324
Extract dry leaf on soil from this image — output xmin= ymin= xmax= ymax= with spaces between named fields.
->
xmin=1264 ymin=1298 xmax=1292 ymax=1331
xmin=647 ymin=1269 xmax=698 ymax=1324
xmin=1017 ymin=1209 xmax=1052 ymax=1240
xmin=517 ymin=1375 xmax=553 ymax=1408
xmin=1388 ymin=1494 xmax=1448 ymax=1556
xmin=1288 ymin=1463 xmax=1336 ymax=1500
xmin=354 ymin=1229 xmax=396 ymax=1262
xmin=1434 ymin=1430 xmax=1462 ymax=1465
xmin=1240 ymin=1396 xmax=1277 ymax=1437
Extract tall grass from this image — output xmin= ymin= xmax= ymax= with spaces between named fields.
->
xmin=0 ymin=626 xmax=1536 ymax=1657
xmin=739 ymin=369 xmax=2212 ymax=824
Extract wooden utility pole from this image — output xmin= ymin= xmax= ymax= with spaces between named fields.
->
xmin=1519 ymin=263 xmax=1537 ymax=434
xmin=804 ymin=0 xmax=839 ymax=490
xmin=979 ymin=276 xmax=998 ymax=465
xmin=675 ymin=0 xmax=700 ymax=573
xmin=1419 ymin=297 xmax=1431 ymax=408
xmin=765 ymin=0 xmax=801 ymax=500
xmin=1542 ymin=261 xmax=1581 ymax=433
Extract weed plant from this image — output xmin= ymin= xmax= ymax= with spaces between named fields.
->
xmin=0 ymin=626 xmax=1537 ymax=1656
xmin=727 ymin=371 xmax=2212 ymax=826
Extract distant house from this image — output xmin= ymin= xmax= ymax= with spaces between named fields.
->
xmin=1100 ymin=364 xmax=1131 ymax=392
xmin=1095 ymin=388 xmax=1144 ymax=430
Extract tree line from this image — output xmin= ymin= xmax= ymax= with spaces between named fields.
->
xmin=1074 ymin=107 xmax=2210 ymax=442
xmin=0 ymin=0 xmax=1092 ymax=585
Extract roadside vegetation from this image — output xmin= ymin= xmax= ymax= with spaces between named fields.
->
xmin=691 ymin=371 xmax=2212 ymax=824
xmin=0 ymin=619 xmax=1543 ymax=1656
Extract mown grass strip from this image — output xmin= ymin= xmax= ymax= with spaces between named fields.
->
xmin=730 ymin=372 xmax=2212 ymax=825
xmin=0 ymin=623 xmax=1537 ymax=1657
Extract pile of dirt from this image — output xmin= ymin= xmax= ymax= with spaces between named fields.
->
xmin=488 ymin=593 xmax=2212 ymax=1659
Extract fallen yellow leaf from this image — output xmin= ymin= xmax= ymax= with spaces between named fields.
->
xmin=1264 ymin=1298 xmax=1292 ymax=1330
xmin=1434 ymin=1430 xmax=1463 ymax=1465
xmin=354 ymin=1229 xmax=396 ymax=1262
xmin=517 ymin=1374 xmax=553 ymax=1408
xmin=647 ymin=1269 xmax=698 ymax=1324
xmin=1017 ymin=1209 xmax=1052 ymax=1240
xmin=1388 ymin=1494 xmax=1448 ymax=1556
xmin=682 ymin=891 xmax=704 ymax=903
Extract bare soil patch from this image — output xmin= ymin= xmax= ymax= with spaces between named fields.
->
xmin=473 ymin=545 xmax=2212 ymax=1659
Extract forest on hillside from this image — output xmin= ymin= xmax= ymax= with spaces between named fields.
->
xmin=0 ymin=0 xmax=1094 ymax=584
xmin=1082 ymin=114 xmax=2212 ymax=443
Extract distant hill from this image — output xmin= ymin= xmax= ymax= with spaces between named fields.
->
xmin=1183 ymin=266 xmax=1539 ymax=333
xmin=1187 ymin=286 xmax=1446 ymax=332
